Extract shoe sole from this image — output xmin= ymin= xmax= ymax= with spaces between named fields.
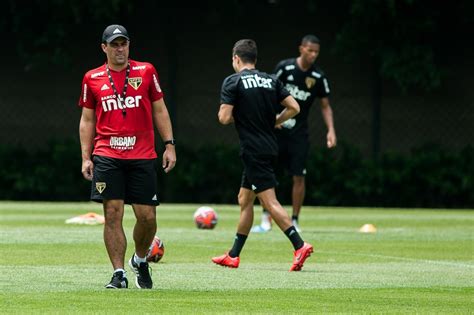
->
xmin=290 ymin=246 xmax=314 ymax=271
xmin=211 ymin=258 xmax=239 ymax=268
xmin=105 ymin=284 xmax=126 ymax=289
xmin=128 ymin=258 xmax=152 ymax=289
xmin=105 ymin=275 xmax=128 ymax=289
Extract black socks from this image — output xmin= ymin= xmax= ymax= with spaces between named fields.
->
xmin=228 ymin=233 xmax=248 ymax=257
xmin=284 ymin=226 xmax=304 ymax=250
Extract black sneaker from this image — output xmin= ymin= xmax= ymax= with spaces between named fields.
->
xmin=105 ymin=270 xmax=128 ymax=289
xmin=128 ymin=255 xmax=153 ymax=289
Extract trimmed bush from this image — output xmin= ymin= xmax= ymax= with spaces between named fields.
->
xmin=0 ymin=139 xmax=472 ymax=208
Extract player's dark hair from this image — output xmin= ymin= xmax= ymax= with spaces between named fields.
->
xmin=233 ymin=39 xmax=257 ymax=64
xmin=301 ymin=34 xmax=320 ymax=46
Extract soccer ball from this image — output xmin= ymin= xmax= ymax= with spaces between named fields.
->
xmin=193 ymin=206 xmax=218 ymax=229
xmin=146 ymin=235 xmax=165 ymax=263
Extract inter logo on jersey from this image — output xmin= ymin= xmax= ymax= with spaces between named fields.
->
xmin=305 ymin=77 xmax=316 ymax=89
xmin=286 ymin=83 xmax=311 ymax=101
xmin=101 ymin=95 xmax=143 ymax=112
xmin=128 ymin=77 xmax=142 ymax=90
xmin=241 ymin=74 xmax=272 ymax=89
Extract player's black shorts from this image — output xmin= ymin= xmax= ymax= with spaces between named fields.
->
xmin=240 ymin=154 xmax=278 ymax=194
xmin=277 ymin=135 xmax=309 ymax=176
xmin=91 ymin=155 xmax=159 ymax=206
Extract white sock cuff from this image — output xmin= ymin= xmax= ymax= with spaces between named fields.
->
xmin=134 ymin=253 xmax=147 ymax=264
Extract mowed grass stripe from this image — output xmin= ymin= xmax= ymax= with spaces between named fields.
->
xmin=1 ymin=259 xmax=472 ymax=293
xmin=1 ymin=288 xmax=472 ymax=314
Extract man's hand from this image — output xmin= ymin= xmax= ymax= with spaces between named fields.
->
xmin=82 ymin=159 xmax=94 ymax=181
xmin=327 ymin=129 xmax=337 ymax=148
xmin=162 ymin=146 xmax=176 ymax=173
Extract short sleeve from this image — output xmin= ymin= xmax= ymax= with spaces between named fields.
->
xmin=275 ymin=77 xmax=291 ymax=103
xmin=273 ymin=60 xmax=285 ymax=79
xmin=148 ymin=64 xmax=164 ymax=102
xmin=78 ymin=74 xmax=95 ymax=109
xmin=220 ymin=74 xmax=239 ymax=105
xmin=315 ymin=74 xmax=331 ymax=98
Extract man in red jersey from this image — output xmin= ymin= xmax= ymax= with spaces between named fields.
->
xmin=78 ymin=24 xmax=176 ymax=289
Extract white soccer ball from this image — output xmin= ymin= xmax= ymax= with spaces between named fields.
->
xmin=193 ymin=206 xmax=218 ymax=229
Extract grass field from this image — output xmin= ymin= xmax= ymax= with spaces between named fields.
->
xmin=0 ymin=202 xmax=473 ymax=314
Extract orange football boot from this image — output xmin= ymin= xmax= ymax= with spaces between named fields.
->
xmin=212 ymin=252 xmax=240 ymax=268
xmin=290 ymin=242 xmax=313 ymax=271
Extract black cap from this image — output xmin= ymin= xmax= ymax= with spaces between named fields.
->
xmin=102 ymin=24 xmax=130 ymax=43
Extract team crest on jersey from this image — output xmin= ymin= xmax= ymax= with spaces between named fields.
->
xmin=305 ymin=77 xmax=316 ymax=89
xmin=128 ymin=77 xmax=142 ymax=90
xmin=96 ymin=182 xmax=106 ymax=194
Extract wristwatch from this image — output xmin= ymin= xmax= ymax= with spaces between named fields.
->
xmin=164 ymin=139 xmax=176 ymax=145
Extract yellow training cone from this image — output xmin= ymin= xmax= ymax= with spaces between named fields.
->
xmin=359 ymin=223 xmax=377 ymax=233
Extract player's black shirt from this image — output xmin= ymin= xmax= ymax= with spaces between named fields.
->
xmin=220 ymin=69 xmax=290 ymax=156
xmin=274 ymin=58 xmax=330 ymax=137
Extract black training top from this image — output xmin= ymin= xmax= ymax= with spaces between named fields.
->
xmin=220 ymin=69 xmax=290 ymax=156
xmin=273 ymin=58 xmax=330 ymax=137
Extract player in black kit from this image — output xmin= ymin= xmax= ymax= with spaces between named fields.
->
xmin=252 ymin=34 xmax=337 ymax=233
xmin=211 ymin=39 xmax=314 ymax=271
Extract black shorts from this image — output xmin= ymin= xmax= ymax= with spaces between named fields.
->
xmin=277 ymin=135 xmax=309 ymax=176
xmin=240 ymin=154 xmax=278 ymax=194
xmin=91 ymin=155 xmax=159 ymax=206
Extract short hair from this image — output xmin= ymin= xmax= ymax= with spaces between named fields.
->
xmin=232 ymin=39 xmax=257 ymax=64
xmin=301 ymin=34 xmax=320 ymax=46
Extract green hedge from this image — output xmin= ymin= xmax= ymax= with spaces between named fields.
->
xmin=303 ymin=143 xmax=474 ymax=208
xmin=0 ymin=139 xmax=90 ymax=201
xmin=0 ymin=139 xmax=472 ymax=208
